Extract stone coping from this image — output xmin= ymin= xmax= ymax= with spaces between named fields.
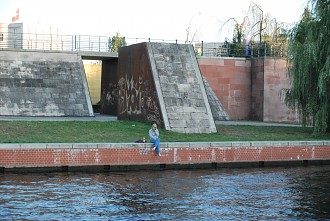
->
xmin=0 ymin=141 xmax=329 ymax=150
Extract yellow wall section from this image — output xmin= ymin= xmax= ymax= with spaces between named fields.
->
xmin=84 ymin=63 xmax=101 ymax=105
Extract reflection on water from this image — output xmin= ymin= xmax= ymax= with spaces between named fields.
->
xmin=0 ymin=166 xmax=330 ymax=220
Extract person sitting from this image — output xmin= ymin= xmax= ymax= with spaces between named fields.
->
xmin=149 ymin=123 xmax=161 ymax=156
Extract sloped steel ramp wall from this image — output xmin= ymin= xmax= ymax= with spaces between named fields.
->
xmin=0 ymin=50 xmax=93 ymax=117
xmin=147 ymin=42 xmax=217 ymax=133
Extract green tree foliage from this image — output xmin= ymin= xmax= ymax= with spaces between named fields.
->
xmin=108 ymin=32 xmax=126 ymax=52
xmin=286 ymin=0 xmax=330 ymax=134
xmin=223 ymin=3 xmax=289 ymax=57
xmin=230 ymin=22 xmax=246 ymax=57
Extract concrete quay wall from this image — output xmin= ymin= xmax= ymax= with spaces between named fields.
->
xmin=0 ymin=50 xmax=94 ymax=117
xmin=1 ymin=141 xmax=329 ymax=172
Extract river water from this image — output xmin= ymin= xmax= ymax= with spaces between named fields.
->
xmin=1 ymin=166 xmax=329 ymax=220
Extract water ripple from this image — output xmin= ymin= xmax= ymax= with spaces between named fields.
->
xmin=0 ymin=166 xmax=329 ymax=220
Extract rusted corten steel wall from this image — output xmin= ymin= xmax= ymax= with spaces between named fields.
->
xmin=117 ymin=43 xmax=163 ymax=126
xmin=100 ymin=59 xmax=118 ymax=115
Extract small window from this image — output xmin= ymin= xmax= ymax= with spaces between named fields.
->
xmin=0 ymin=34 xmax=3 ymax=41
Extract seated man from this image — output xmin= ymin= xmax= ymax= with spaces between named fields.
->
xmin=149 ymin=123 xmax=161 ymax=156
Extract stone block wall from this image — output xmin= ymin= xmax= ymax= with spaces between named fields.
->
xmin=0 ymin=50 xmax=93 ymax=116
xmin=202 ymin=76 xmax=229 ymax=121
xmin=148 ymin=43 xmax=216 ymax=133
xmin=198 ymin=57 xmax=251 ymax=120
xmin=263 ymin=58 xmax=298 ymax=122
xmin=251 ymin=58 xmax=264 ymax=120
xmin=198 ymin=57 xmax=299 ymax=123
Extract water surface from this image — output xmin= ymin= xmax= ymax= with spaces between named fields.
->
xmin=1 ymin=166 xmax=330 ymax=220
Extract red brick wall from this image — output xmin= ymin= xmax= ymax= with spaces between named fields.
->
xmin=0 ymin=142 xmax=329 ymax=169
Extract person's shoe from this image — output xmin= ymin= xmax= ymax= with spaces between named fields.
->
xmin=158 ymin=153 xmax=161 ymax=156
xmin=152 ymin=146 xmax=156 ymax=150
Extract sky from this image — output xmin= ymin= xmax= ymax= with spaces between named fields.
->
xmin=0 ymin=0 xmax=307 ymax=43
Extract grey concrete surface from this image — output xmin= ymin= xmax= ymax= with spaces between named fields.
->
xmin=0 ymin=113 xmax=117 ymax=121
xmin=0 ymin=50 xmax=93 ymax=117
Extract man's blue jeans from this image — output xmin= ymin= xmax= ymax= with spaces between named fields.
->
xmin=150 ymin=137 xmax=160 ymax=154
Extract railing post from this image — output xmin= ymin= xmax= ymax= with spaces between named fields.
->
xmin=74 ymin=35 xmax=76 ymax=50
xmin=251 ymin=45 xmax=254 ymax=57
xmin=35 ymin=33 xmax=37 ymax=50
xmin=201 ymin=41 xmax=204 ymax=56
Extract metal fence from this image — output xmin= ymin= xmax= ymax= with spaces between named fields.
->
xmin=0 ymin=32 xmax=110 ymax=52
xmin=0 ymin=32 xmax=286 ymax=58
xmin=195 ymin=41 xmax=286 ymax=58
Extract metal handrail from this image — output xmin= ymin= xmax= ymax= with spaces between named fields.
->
xmin=0 ymin=32 xmax=286 ymax=57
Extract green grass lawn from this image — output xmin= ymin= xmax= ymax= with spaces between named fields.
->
xmin=0 ymin=120 xmax=329 ymax=143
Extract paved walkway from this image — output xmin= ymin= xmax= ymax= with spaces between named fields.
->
xmin=0 ymin=114 xmax=118 ymax=122
xmin=215 ymin=120 xmax=303 ymax=127
xmin=0 ymin=114 xmax=302 ymax=127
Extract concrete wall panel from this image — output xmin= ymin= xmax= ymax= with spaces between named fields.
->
xmin=263 ymin=58 xmax=298 ymax=122
xmin=0 ymin=51 xmax=93 ymax=117
xmin=199 ymin=57 xmax=251 ymax=120
xmin=199 ymin=57 xmax=299 ymax=123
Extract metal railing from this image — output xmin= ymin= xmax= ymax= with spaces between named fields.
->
xmin=0 ymin=32 xmax=287 ymax=57
xmin=0 ymin=32 xmax=110 ymax=52
xmin=195 ymin=41 xmax=287 ymax=58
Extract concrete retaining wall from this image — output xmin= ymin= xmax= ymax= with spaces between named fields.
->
xmin=0 ymin=50 xmax=93 ymax=116
xmin=198 ymin=57 xmax=251 ymax=120
xmin=116 ymin=42 xmax=217 ymax=133
xmin=263 ymin=58 xmax=298 ymax=122
xmin=198 ymin=57 xmax=299 ymax=123
xmin=1 ymin=141 xmax=329 ymax=172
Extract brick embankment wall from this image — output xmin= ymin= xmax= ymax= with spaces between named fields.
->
xmin=1 ymin=141 xmax=329 ymax=172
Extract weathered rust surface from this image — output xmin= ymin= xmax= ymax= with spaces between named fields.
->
xmin=116 ymin=43 xmax=163 ymax=126
xmin=100 ymin=59 xmax=118 ymax=115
